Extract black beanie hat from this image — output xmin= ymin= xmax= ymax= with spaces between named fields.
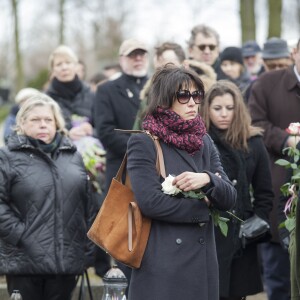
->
xmin=220 ymin=47 xmax=244 ymax=65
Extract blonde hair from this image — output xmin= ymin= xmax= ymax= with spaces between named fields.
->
xmin=200 ymin=80 xmax=263 ymax=150
xmin=48 ymin=45 xmax=78 ymax=70
xmin=15 ymin=94 xmax=67 ymax=135
xmin=15 ymin=87 xmax=41 ymax=104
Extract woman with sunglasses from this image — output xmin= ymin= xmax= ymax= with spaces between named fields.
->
xmin=126 ymin=65 xmax=236 ymax=300
xmin=200 ymin=80 xmax=273 ymax=300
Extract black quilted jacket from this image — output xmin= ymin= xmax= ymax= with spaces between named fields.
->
xmin=0 ymin=133 xmax=95 ymax=275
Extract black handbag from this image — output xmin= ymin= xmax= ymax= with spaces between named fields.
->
xmin=239 ymin=214 xmax=271 ymax=248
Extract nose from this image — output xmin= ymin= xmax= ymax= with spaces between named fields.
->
xmin=134 ymin=53 xmax=144 ymax=60
xmin=220 ymin=108 xmax=228 ymax=117
xmin=203 ymin=47 xmax=211 ymax=54
xmin=39 ymin=119 xmax=47 ymax=127
xmin=188 ymin=96 xmax=196 ymax=105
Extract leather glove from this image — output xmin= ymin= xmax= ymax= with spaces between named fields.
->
xmin=282 ymin=236 xmax=290 ymax=250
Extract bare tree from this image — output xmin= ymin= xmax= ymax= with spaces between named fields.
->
xmin=240 ymin=0 xmax=256 ymax=42
xmin=297 ymin=0 xmax=300 ymax=34
xmin=268 ymin=0 xmax=282 ymax=37
xmin=11 ymin=0 xmax=24 ymax=91
xmin=59 ymin=0 xmax=66 ymax=44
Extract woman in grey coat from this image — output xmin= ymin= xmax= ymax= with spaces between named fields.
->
xmin=127 ymin=65 xmax=236 ymax=300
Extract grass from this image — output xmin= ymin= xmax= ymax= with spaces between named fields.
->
xmin=0 ymin=105 xmax=10 ymax=123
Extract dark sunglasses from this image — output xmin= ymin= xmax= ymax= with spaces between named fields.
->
xmin=196 ymin=44 xmax=217 ymax=51
xmin=176 ymin=90 xmax=204 ymax=104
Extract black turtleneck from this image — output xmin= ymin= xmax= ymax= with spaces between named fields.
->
xmin=51 ymin=75 xmax=82 ymax=100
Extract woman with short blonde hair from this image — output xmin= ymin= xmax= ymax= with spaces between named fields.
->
xmin=0 ymin=92 xmax=95 ymax=300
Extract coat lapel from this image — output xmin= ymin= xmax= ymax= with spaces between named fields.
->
xmin=115 ymin=76 xmax=142 ymax=109
xmin=173 ymin=147 xmax=199 ymax=173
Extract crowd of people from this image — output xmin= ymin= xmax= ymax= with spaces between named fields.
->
xmin=0 ymin=22 xmax=299 ymax=300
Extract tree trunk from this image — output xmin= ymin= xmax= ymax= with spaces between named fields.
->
xmin=297 ymin=0 xmax=300 ymax=34
xmin=11 ymin=0 xmax=24 ymax=91
xmin=240 ymin=0 xmax=256 ymax=43
xmin=268 ymin=0 xmax=282 ymax=37
xmin=59 ymin=0 xmax=65 ymax=44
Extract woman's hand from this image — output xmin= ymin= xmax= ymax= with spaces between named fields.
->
xmin=172 ymin=172 xmax=210 ymax=192
xmin=69 ymin=122 xmax=93 ymax=140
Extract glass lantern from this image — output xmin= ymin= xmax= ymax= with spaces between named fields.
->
xmin=101 ymin=265 xmax=128 ymax=300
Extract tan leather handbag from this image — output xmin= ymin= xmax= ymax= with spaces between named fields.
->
xmin=87 ymin=132 xmax=165 ymax=269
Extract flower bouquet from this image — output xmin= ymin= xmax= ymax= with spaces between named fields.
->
xmin=161 ymin=174 xmax=242 ymax=237
xmin=71 ymin=115 xmax=106 ymax=194
xmin=276 ymin=122 xmax=300 ymax=232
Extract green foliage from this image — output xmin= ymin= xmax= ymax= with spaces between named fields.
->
xmin=276 ymin=131 xmax=300 ymax=232
xmin=27 ymin=69 xmax=49 ymax=91
xmin=180 ymin=190 xmax=242 ymax=237
xmin=0 ymin=105 xmax=10 ymax=123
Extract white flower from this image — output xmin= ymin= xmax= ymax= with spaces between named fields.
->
xmin=161 ymin=174 xmax=181 ymax=195
xmin=287 ymin=122 xmax=300 ymax=135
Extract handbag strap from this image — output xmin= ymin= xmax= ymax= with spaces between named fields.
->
xmin=114 ymin=129 xmax=166 ymax=252
xmin=114 ymin=129 xmax=166 ymax=179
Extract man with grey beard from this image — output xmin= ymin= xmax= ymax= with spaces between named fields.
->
xmin=93 ymin=38 xmax=149 ymax=289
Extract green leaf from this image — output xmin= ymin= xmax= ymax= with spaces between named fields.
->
xmin=291 ymin=163 xmax=298 ymax=170
xmin=292 ymin=173 xmax=300 ymax=180
xmin=275 ymin=159 xmax=291 ymax=167
xmin=278 ymin=221 xmax=286 ymax=229
xmin=218 ymin=219 xmax=228 ymax=237
xmin=285 ymin=218 xmax=296 ymax=232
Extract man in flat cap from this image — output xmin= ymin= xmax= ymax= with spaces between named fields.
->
xmin=93 ymin=38 xmax=149 ymax=288
xmin=94 ymin=38 xmax=149 ymax=194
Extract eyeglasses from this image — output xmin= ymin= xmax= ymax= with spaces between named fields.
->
xmin=176 ymin=90 xmax=204 ymax=104
xmin=265 ymin=62 xmax=289 ymax=70
xmin=196 ymin=44 xmax=217 ymax=51
xmin=127 ymin=49 xmax=147 ymax=58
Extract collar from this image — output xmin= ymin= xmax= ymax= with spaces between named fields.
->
xmin=293 ymin=65 xmax=300 ymax=82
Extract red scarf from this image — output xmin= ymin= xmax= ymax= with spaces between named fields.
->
xmin=143 ymin=107 xmax=206 ymax=155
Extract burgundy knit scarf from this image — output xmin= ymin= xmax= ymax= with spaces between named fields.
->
xmin=143 ymin=107 xmax=206 ymax=155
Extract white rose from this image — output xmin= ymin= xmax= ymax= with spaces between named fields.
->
xmin=161 ymin=174 xmax=181 ymax=195
xmin=287 ymin=122 xmax=300 ymax=135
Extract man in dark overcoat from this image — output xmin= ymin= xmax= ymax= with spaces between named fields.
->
xmin=93 ymin=38 xmax=149 ymax=284
xmin=248 ymin=38 xmax=300 ymax=300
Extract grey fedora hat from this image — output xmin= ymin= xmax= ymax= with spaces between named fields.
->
xmin=262 ymin=37 xmax=290 ymax=59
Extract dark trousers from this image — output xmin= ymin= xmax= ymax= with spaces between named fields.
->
xmin=6 ymin=274 xmax=77 ymax=300
xmin=259 ymin=242 xmax=291 ymax=300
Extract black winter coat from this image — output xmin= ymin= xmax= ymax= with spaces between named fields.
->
xmin=46 ymin=82 xmax=94 ymax=129
xmin=0 ymin=133 xmax=95 ymax=275
xmin=210 ymin=132 xmax=273 ymax=297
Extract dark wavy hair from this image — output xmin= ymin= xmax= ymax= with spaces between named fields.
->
xmin=146 ymin=64 xmax=205 ymax=115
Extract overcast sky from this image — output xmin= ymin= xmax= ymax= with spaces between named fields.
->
xmin=123 ymin=0 xmax=298 ymax=50
xmin=0 ymin=0 xmax=298 ymax=52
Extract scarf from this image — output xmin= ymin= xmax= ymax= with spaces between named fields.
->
xmin=142 ymin=107 xmax=206 ymax=155
xmin=51 ymin=75 xmax=82 ymax=100
xmin=28 ymin=132 xmax=62 ymax=154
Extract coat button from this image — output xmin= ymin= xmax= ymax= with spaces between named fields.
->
xmin=232 ymin=179 xmax=237 ymax=186
xmin=176 ymin=238 xmax=182 ymax=245
xmin=199 ymin=238 xmax=205 ymax=245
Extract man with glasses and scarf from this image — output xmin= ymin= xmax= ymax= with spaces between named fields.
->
xmin=187 ymin=24 xmax=221 ymax=73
